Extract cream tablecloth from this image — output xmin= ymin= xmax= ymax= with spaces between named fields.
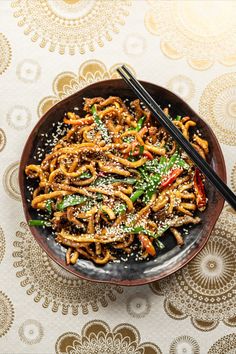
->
xmin=0 ymin=1 xmax=236 ymax=353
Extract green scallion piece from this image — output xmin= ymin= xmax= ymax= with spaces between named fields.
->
xmin=113 ymin=177 xmax=137 ymax=185
xmin=45 ymin=199 xmax=53 ymax=213
xmin=156 ymin=239 xmax=165 ymax=249
xmin=138 ymin=166 xmax=149 ymax=181
xmin=175 ymin=157 xmax=190 ymax=170
xmin=114 ymin=203 xmax=127 ymax=215
xmin=57 ymin=195 xmax=87 ymax=211
xmin=94 ymin=177 xmax=136 ymax=186
xmin=123 ymin=225 xmax=166 ymax=242
xmin=175 ymin=115 xmax=182 ymax=121
xmin=28 ymin=219 xmax=51 ymax=227
xmin=130 ymin=189 xmax=144 ymax=202
xmin=156 ymin=224 xmax=170 ymax=237
xmin=163 ymin=151 xmax=179 ymax=174
xmin=139 ymin=145 xmax=144 ymax=155
xmin=79 ymin=171 xmax=92 ymax=179
xmin=135 ymin=116 xmax=146 ymax=131
xmin=91 ymin=105 xmax=110 ymax=143
xmin=96 ymin=193 xmax=104 ymax=202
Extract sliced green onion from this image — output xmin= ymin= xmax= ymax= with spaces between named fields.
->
xmin=127 ymin=156 xmax=138 ymax=162
xmin=114 ymin=203 xmax=127 ymax=215
xmin=57 ymin=195 xmax=87 ymax=211
xmin=139 ymin=145 xmax=144 ymax=155
xmin=175 ymin=157 xmax=190 ymax=170
xmin=45 ymin=199 xmax=53 ymax=213
xmin=123 ymin=136 xmax=134 ymax=143
xmin=123 ymin=225 xmax=150 ymax=235
xmin=91 ymin=105 xmax=110 ymax=143
xmin=144 ymin=158 xmax=160 ymax=173
xmin=175 ymin=115 xmax=182 ymax=121
xmin=142 ymin=156 xmax=168 ymax=202
xmin=130 ymin=189 xmax=144 ymax=202
xmin=144 ymin=174 xmax=161 ymax=202
xmin=135 ymin=116 xmax=146 ymax=131
xmin=79 ymin=171 xmax=92 ymax=179
xmin=138 ymin=166 xmax=149 ymax=181
xmin=155 ymin=239 xmax=165 ymax=249
xmin=96 ymin=193 xmax=104 ymax=202
xmin=156 ymin=224 xmax=170 ymax=237
xmin=163 ymin=151 xmax=179 ymax=174
xmin=123 ymin=225 xmax=166 ymax=241
xmin=113 ymin=178 xmax=137 ymax=185
xmin=28 ymin=219 xmax=51 ymax=227
xmin=93 ymin=177 xmax=136 ymax=186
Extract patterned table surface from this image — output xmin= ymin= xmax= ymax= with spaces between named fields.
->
xmin=0 ymin=1 xmax=236 ymax=353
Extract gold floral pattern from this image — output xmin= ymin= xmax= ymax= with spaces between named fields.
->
xmin=7 ymin=105 xmax=31 ymax=130
xmin=199 ymin=73 xmax=236 ymax=146
xmin=13 ymin=222 xmax=123 ymax=315
xmin=150 ymin=210 xmax=236 ymax=331
xmin=145 ymin=0 xmax=236 ymax=70
xmin=0 ymin=128 xmax=6 ymax=152
xmin=169 ymin=335 xmax=200 ymax=354
xmin=0 ymin=33 xmax=11 ymax=74
xmin=126 ymin=292 xmax=151 ymax=318
xmin=0 ymin=226 xmax=6 ymax=265
xmin=123 ymin=34 xmax=146 ymax=56
xmin=18 ymin=319 xmax=44 ymax=345
xmin=16 ymin=59 xmax=41 ymax=83
xmin=11 ymin=0 xmax=131 ymax=55
xmin=230 ymin=164 xmax=236 ymax=194
xmin=207 ymin=333 xmax=236 ymax=354
xmin=0 ymin=291 xmax=14 ymax=338
xmin=55 ymin=320 xmax=162 ymax=354
xmin=3 ymin=162 xmax=21 ymax=201
xmin=166 ymin=75 xmax=195 ymax=102
xmin=38 ymin=59 xmax=135 ymax=117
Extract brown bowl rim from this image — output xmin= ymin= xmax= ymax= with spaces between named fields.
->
xmin=19 ymin=79 xmax=226 ymax=286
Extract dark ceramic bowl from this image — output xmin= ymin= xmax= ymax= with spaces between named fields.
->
xmin=19 ymin=79 xmax=226 ymax=286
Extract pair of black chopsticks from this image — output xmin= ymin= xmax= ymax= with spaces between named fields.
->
xmin=117 ymin=65 xmax=236 ymax=210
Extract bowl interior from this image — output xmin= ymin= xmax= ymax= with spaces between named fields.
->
xmin=19 ymin=79 xmax=226 ymax=285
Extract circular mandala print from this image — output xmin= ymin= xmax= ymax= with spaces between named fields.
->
xmin=16 ymin=59 xmax=41 ymax=83
xmin=18 ymin=319 xmax=44 ymax=345
xmin=0 ymin=128 xmax=6 ymax=152
xmin=0 ymin=226 xmax=6 ymax=264
xmin=150 ymin=210 xmax=236 ymax=331
xmin=167 ymin=75 xmax=195 ymax=102
xmin=231 ymin=164 xmax=236 ymax=193
xmin=0 ymin=291 xmax=14 ymax=338
xmin=3 ymin=162 xmax=21 ymax=201
xmin=199 ymin=73 xmax=236 ymax=146
xmin=208 ymin=333 xmax=236 ymax=354
xmin=13 ymin=222 xmax=123 ymax=315
xmin=7 ymin=105 xmax=31 ymax=130
xmin=169 ymin=335 xmax=200 ymax=354
xmin=126 ymin=292 xmax=151 ymax=318
xmin=145 ymin=0 xmax=236 ymax=70
xmin=38 ymin=59 xmax=135 ymax=117
xmin=11 ymin=0 xmax=131 ymax=55
xmin=123 ymin=34 xmax=146 ymax=56
xmin=0 ymin=33 xmax=11 ymax=74
xmin=55 ymin=320 xmax=162 ymax=354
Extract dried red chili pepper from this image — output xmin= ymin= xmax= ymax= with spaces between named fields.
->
xmin=161 ymin=168 xmax=183 ymax=188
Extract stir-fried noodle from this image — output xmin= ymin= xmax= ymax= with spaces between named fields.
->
xmin=26 ymin=97 xmax=208 ymax=265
